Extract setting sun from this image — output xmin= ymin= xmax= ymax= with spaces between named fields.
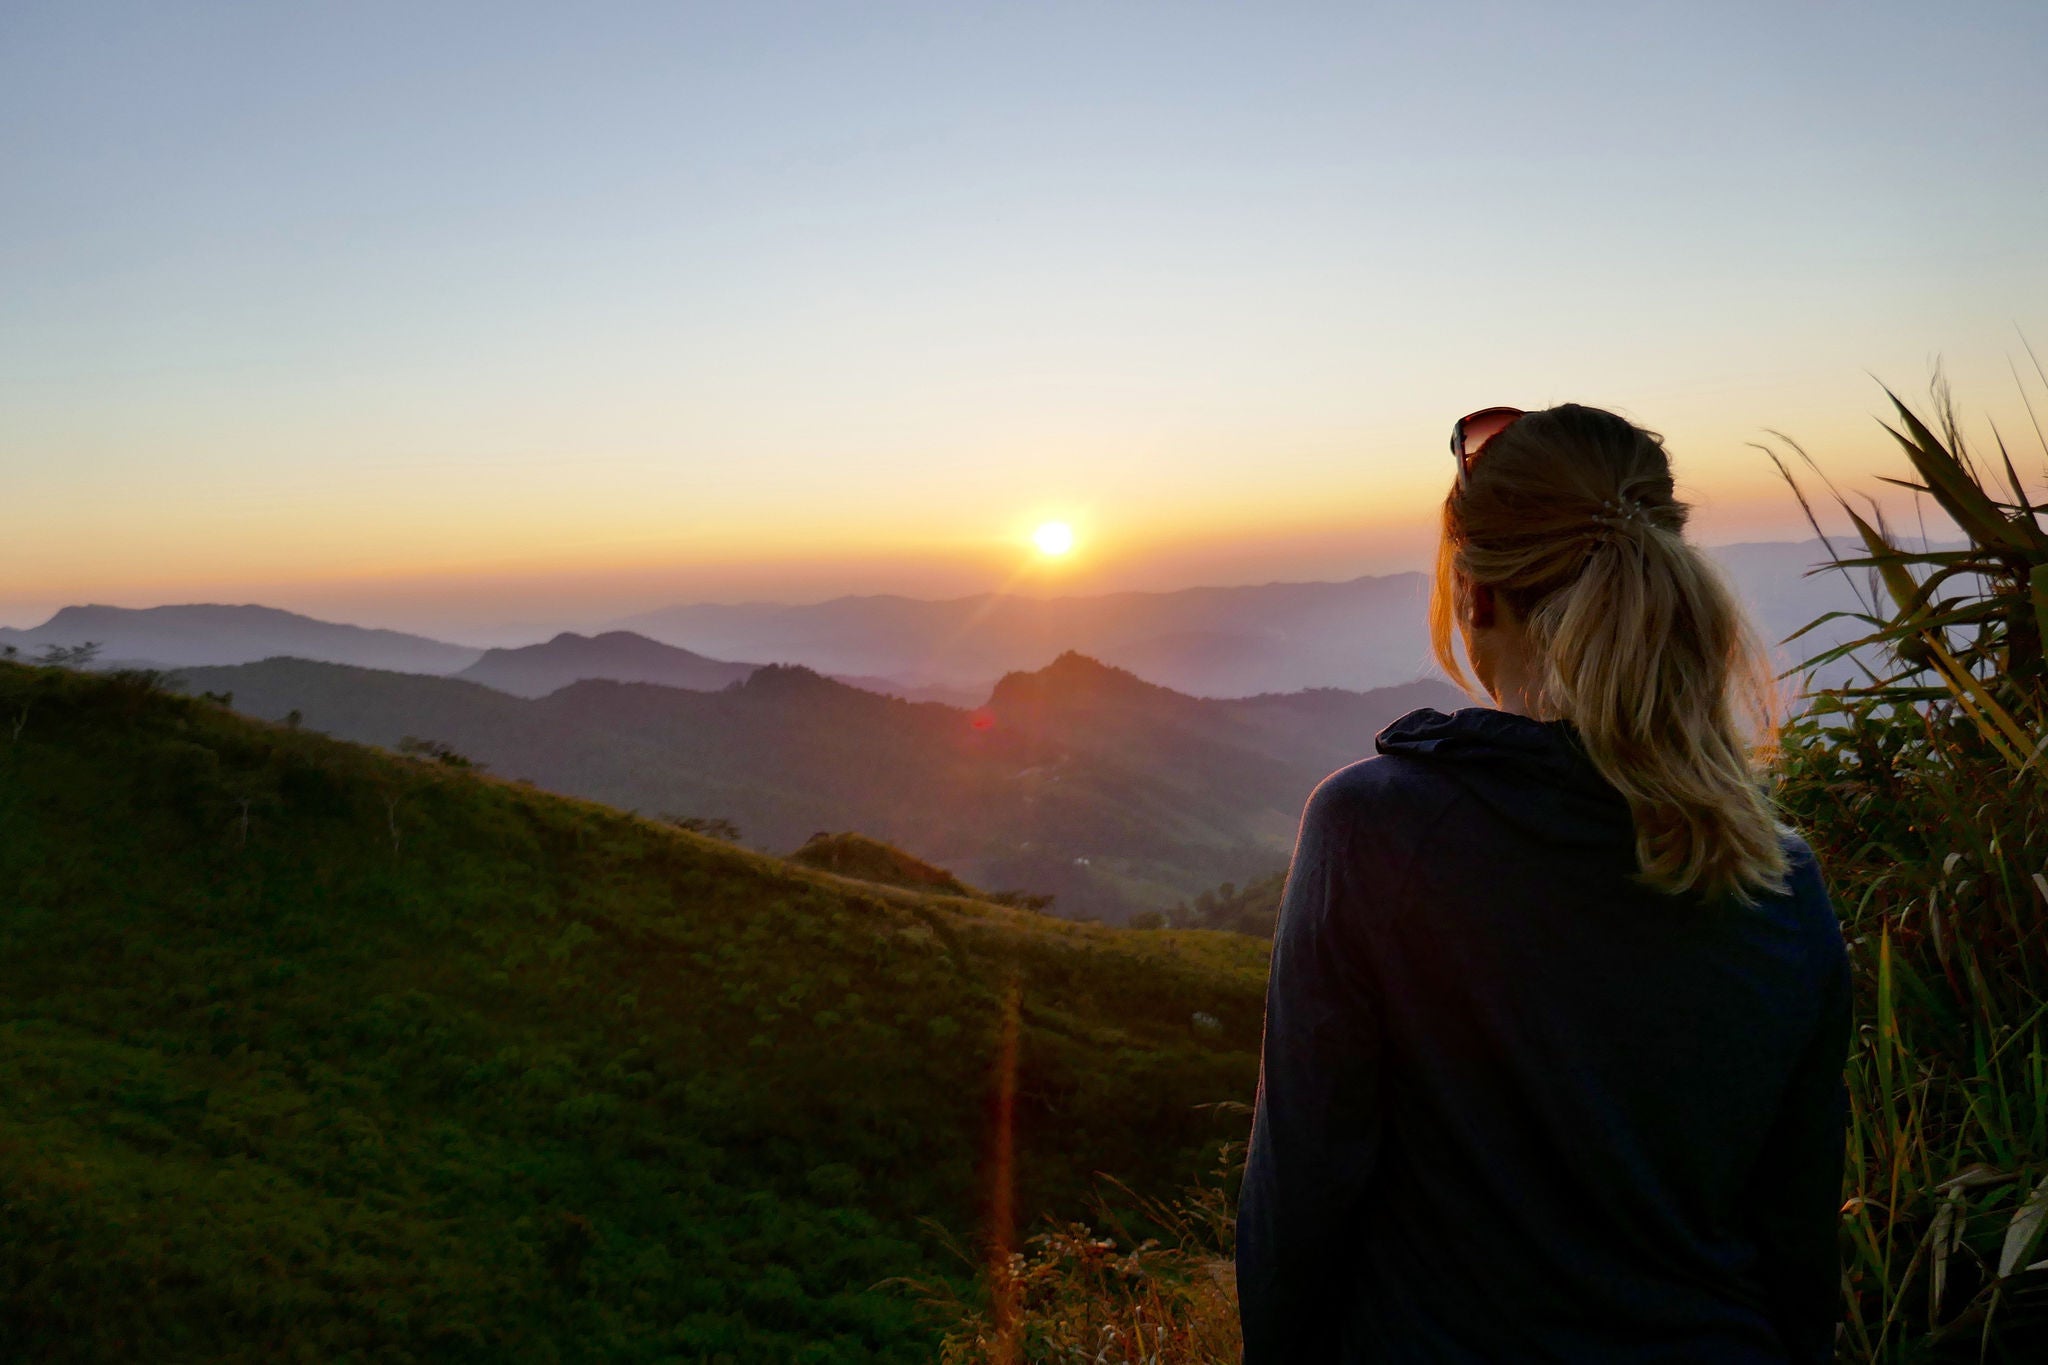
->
xmin=1032 ymin=521 xmax=1075 ymax=557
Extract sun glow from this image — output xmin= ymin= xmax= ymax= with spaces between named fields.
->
xmin=1032 ymin=521 xmax=1075 ymax=557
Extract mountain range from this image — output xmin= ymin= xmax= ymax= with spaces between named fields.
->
xmin=2 ymin=539 xmax=1874 ymax=700
xmin=178 ymin=652 xmax=1459 ymax=921
xmin=613 ymin=541 xmax=1878 ymax=694
xmin=0 ymin=603 xmax=484 ymax=673
xmin=616 ymin=573 xmax=1438 ymax=695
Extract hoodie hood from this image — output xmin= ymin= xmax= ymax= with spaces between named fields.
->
xmin=1375 ymin=706 xmax=1635 ymax=852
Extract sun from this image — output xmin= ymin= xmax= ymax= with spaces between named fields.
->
xmin=1032 ymin=521 xmax=1075 ymax=557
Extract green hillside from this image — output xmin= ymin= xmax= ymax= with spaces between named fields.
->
xmin=176 ymin=653 xmax=1457 ymax=922
xmin=0 ymin=661 xmax=1266 ymax=1361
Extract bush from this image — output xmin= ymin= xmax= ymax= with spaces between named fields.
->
xmin=395 ymin=734 xmax=481 ymax=769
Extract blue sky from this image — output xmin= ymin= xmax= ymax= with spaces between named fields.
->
xmin=4 ymin=1 xmax=2045 ymax=635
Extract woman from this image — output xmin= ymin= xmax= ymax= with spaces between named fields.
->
xmin=1236 ymin=404 xmax=1850 ymax=1363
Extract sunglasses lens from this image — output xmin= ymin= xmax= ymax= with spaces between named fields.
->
xmin=1458 ymin=409 xmax=1522 ymax=461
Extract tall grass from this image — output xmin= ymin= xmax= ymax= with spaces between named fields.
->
xmin=903 ymin=1134 xmax=1246 ymax=1363
xmin=1770 ymin=374 xmax=2048 ymax=1358
xmin=934 ymin=374 xmax=2048 ymax=1361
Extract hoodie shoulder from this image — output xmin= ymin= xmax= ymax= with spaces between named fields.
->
xmin=1302 ymin=750 xmax=1468 ymax=843
xmin=1776 ymin=829 xmax=1846 ymax=945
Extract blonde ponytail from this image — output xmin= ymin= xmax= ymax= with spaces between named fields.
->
xmin=1429 ymin=404 xmax=1788 ymax=903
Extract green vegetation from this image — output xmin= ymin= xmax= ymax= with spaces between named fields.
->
xmin=788 ymin=832 xmax=979 ymax=898
xmin=174 ymin=654 xmax=1456 ymax=922
xmin=1137 ymin=872 xmax=1287 ymax=938
xmin=906 ymin=1138 xmax=1246 ymax=1364
xmin=0 ymin=660 xmax=1266 ymax=1361
xmin=783 ymin=832 xmax=1057 ymax=913
xmin=1770 ymin=385 xmax=2048 ymax=1358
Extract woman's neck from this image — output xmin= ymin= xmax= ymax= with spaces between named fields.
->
xmin=1483 ymin=648 xmax=1546 ymax=720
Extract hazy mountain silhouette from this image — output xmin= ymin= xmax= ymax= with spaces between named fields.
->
xmin=455 ymin=630 xmax=758 ymax=698
xmin=615 ymin=575 xmax=1438 ymax=697
xmin=0 ymin=604 xmax=481 ymax=673
xmin=8 ymin=539 xmax=1874 ymax=699
xmin=826 ymin=674 xmax=990 ymax=707
xmin=180 ymin=652 xmax=1459 ymax=921
xmin=613 ymin=542 xmax=1872 ymax=698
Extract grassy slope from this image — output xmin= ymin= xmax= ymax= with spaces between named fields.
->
xmin=175 ymin=656 xmax=1458 ymax=921
xmin=0 ymin=663 xmax=1266 ymax=1362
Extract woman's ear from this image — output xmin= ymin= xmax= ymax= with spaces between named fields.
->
xmin=1469 ymin=583 xmax=1497 ymax=630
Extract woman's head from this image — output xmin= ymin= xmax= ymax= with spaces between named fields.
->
xmin=1428 ymin=403 xmax=1788 ymax=903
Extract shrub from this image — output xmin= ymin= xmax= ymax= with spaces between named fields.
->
xmin=395 ymin=735 xmax=481 ymax=769
xmin=665 ymin=813 xmax=743 ymax=841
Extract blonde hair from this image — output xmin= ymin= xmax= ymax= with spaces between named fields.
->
xmin=1429 ymin=403 xmax=1788 ymax=903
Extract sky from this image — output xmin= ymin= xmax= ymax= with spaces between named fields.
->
xmin=4 ymin=1 xmax=2046 ymax=640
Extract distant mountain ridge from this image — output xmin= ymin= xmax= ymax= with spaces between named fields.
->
xmin=618 ymin=574 xmax=1438 ymax=697
xmin=613 ymin=541 xmax=1873 ymax=697
xmin=7 ymin=539 xmax=1875 ymax=699
xmin=454 ymin=629 xmax=758 ymax=698
xmin=0 ymin=603 xmax=483 ymax=673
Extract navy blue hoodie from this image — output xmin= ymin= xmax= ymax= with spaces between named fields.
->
xmin=1236 ymin=707 xmax=1849 ymax=1363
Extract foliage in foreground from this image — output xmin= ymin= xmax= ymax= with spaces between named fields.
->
xmin=0 ymin=661 xmax=1265 ymax=1361
xmin=1771 ymin=381 xmax=2048 ymax=1359
xmin=910 ymin=1137 xmax=1244 ymax=1365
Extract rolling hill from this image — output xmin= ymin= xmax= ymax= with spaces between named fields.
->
xmin=454 ymin=630 xmax=759 ymax=698
xmin=0 ymin=658 xmax=1266 ymax=1360
xmin=177 ymin=653 xmax=1459 ymax=921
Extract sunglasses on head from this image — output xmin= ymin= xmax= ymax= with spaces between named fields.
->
xmin=1450 ymin=406 xmax=1525 ymax=488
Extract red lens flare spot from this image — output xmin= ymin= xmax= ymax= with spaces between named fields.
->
xmin=970 ymin=712 xmax=995 ymax=731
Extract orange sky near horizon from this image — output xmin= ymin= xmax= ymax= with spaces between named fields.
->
xmin=6 ymin=377 xmax=2020 ymax=642
xmin=0 ymin=445 xmax=1991 ymax=645
xmin=6 ymin=5 xmax=2043 ymax=642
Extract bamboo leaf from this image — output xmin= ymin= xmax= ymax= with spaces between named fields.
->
xmin=2033 ymin=564 xmax=2048 ymax=665
xmin=1991 ymin=425 xmax=2042 ymax=521
xmin=1881 ymin=388 xmax=2039 ymax=553
xmin=1794 ymin=631 xmax=1917 ymax=674
xmin=1929 ymin=1194 xmax=1962 ymax=1316
xmin=1998 ymin=1173 xmax=2048 ymax=1278
xmin=1903 ymin=563 xmax=1992 ymax=620
xmin=1920 ymin=634 xmax=2030 ymax=767
xmin=1935 ymin=1163 xmax=2011 ymax=1194
xmin=1824 ymin=550 xmax=1985 ymax=571
xmin=1845 ymin=506 xmax=1923 ymax=618
xmin=1782 ymin=609 xmax=1886 ymax=645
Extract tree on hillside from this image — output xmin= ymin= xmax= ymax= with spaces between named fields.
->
xmin=396 ymin=735 xmax=482 ymax=770
xmin=663 ymin=814 xmax=742 ymax=842
xmin=35 ymin=641 xmax=101 ymax=668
